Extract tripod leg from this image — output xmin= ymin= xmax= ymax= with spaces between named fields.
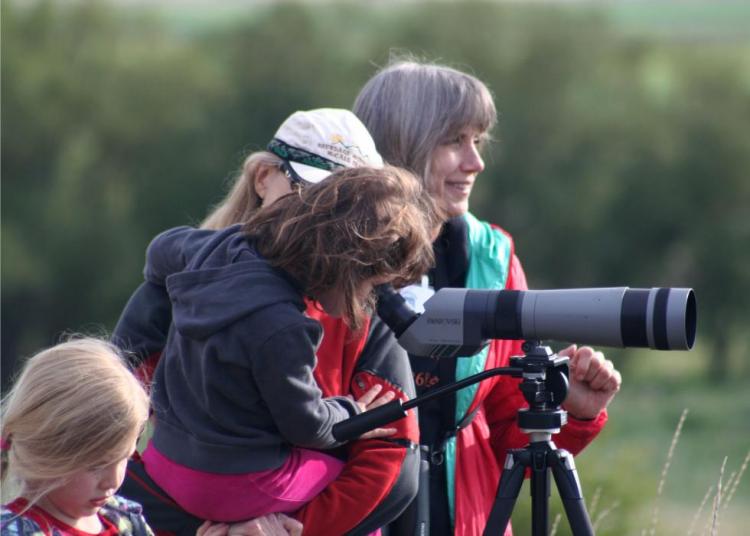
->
xmin=550 ymin=449 xmax=594 ymax=536
xmin=414 ymin=451 xmax=430 ymax=536
xmin=530 ymin=447 xmax=551 ymax=536
xmin=483 ymin=451 xmax=527 ymax=536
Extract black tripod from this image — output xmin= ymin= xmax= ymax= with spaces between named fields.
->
xmin=332 ymin=340 xmax=594 ymax=536
xmin=483 ymin=341 xmax=594 ymax=536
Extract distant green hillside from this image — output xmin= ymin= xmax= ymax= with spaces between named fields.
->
xmin=608 ymin=0 xmax=750 ymax=41
xmin=115 ymin=0 xmax=750 ymax=42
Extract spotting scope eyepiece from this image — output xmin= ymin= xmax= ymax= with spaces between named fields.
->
xmin=376 ymin=286 xmax=696 ymax=359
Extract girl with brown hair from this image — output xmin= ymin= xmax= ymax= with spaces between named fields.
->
xmin=138 ymin=165 xmax=440 ymax=525
xmin=115 ymin=109 xmax=430 ymax=535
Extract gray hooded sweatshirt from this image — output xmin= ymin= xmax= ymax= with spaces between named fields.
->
xmin=146 ymin=224 xmax=359 ymax=474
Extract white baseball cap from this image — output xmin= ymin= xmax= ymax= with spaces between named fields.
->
xmin=267 ymin=108 xmax=384 ymax=184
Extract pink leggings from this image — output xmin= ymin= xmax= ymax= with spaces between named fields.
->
xmin=142 ymin=443 xmax=344 ymax=522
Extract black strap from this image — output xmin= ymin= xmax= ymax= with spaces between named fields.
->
xmin=121 ymin=457 xmax=203 ymax=536
xmin=427 ymin=405 xmax=481 ymax=466
xmin=456 ymin=405 xmax=481 ymax=432
xmin=430 ymin=216 xmax=470 ymax=290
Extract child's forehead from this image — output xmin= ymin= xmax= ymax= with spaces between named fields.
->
xmin=89 ymin=437 xmax=139 ymax=466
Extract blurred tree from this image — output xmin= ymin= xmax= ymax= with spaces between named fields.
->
xmin=1 ymin=0 xmax=229 ymax=386
xmin=2 ymin=0 xmax=748 ymax=391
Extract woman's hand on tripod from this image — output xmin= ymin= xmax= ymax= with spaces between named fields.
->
xmin=559 ymin=344 xmax=622 ymax=420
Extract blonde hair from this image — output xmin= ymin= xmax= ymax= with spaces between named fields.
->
xmin=245 ymin=165 xmax=441 ymax=331
xmin=200 ymin=151 xmax=284 ymax=230
xmin=0 ymin=337 xmax=149 ymax=505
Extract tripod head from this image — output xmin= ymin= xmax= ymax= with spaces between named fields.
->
xmin=512 ymin=341 xmax=570 ymax=435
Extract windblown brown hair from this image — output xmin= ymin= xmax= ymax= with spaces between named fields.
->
xmin=244 ymin=165 xmax=441 ymax=330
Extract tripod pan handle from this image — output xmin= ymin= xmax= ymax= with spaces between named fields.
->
xmin=332 ymin=400 xmax=407 ymax=442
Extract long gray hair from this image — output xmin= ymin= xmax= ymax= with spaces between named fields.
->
xmin=353 ymin=56 xmax=497 ymax=190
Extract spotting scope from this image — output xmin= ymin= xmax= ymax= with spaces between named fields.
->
xmin=376 ymin=286 xmax=696 ymax=359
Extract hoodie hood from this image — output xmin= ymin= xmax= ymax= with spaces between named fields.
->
xmin=145 ymin=225 xmax=304 ymax=340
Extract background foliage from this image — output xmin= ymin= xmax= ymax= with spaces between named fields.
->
xmin=3 ymin=0 xmax=749 ymax=533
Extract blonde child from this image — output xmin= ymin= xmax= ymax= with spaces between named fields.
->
xmin=0 ymin=338 xmax=152 ymax=536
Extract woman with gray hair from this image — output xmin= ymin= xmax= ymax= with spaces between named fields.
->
xmin=354 ymin=57 xmax=622 ymax=536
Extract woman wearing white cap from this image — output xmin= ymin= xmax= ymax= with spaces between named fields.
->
xmin=114 ymin=109 xmax=426 ymax=535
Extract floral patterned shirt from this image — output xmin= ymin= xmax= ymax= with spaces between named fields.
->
xmin=1 ymin=497 xmax=153 ymax=536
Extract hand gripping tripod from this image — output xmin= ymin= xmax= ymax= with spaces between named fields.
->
xmin=332 ymin=340 xmax=595 ymax=536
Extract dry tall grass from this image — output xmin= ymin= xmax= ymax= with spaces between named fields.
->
xmin=645 ymin=408 xmax=689 ymax=536
xmin=632 ymin=409 xmax=750 ymax=536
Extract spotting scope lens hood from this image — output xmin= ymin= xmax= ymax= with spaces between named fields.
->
xmin=488 ymin=287 xmax=696 ymax=350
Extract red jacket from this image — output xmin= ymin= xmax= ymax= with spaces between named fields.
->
xmin=296 ymin=307 xmax=420 ymax=535
xmin=450 ymin=224 xmax=607 ymax=535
